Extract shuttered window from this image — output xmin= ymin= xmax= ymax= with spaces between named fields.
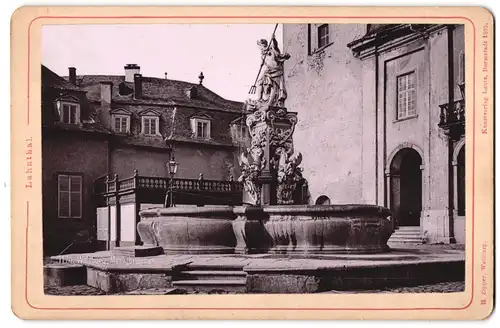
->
xmin=58 ymin=174 xmax=82 ymax=218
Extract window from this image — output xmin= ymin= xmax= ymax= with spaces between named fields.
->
xmin=58 ymin=174 xmax=82 ymax=218
xmin=190 ymin=117 xmax=211 ymax=139
xmin=308 ymin=24 xmax=332 ymax=54
xmin=458 ymin=51 xmax=465 ymax=84
xmin=318 ymin=24 xmax=330 ymax=49
xmin=231 ymin=124 xmax=248 ymax=142
xmin=60 ymin=103 xmax=80 ymax=124
xmin=197 ymin=121 xmax=209 ymax=139
xmin=113 ymin=115 xmax=130 ymax=134
xmin=397 ymin=72 xmax=416 ymax=120
xmin=142 ymin=116 xmax=159 ymax=136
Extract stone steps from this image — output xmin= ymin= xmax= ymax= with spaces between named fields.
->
xmin=178 ymin=270 xmax=247 ymax=281
xmin=124 ymin=288 xmax=185 ymax=295
xmin=389 ymin=226 xmax=423 ymax=244
xmin=388 ymin=237 xmax=423 ymax=244
xmin=173 ymin=267 xmax=247 ymax=292
xmin=172 ymin=279 xmax=247 ymax=293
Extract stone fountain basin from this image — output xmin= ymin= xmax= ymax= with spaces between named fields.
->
xmin=261 ymin=204 xmax=393 ymax=254
xmin=137 ymin=204 xmax=392 ymax=255
xmin=138 ymin=206 xmax=236 ymax=254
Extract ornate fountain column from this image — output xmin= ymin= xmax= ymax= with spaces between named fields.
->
xmin=137 ymin=34 xmax=393 ymax=256
xmin=238 ymin=102 xmax=300 ymax=206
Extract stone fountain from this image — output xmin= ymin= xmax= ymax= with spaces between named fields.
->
xmin=137 ymin=35 xmax=393 ymax=255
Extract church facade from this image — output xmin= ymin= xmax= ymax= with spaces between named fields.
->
xmin=283 ymin=24 xmax=466 ymax=244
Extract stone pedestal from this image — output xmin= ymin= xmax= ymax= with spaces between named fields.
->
xmin=112 ymin=245 xmax=164 ymax=257
xmin=240 ymin=104 xmax=299 ymax=206
xmin=232 ymin=206 xmax=271 ymax=254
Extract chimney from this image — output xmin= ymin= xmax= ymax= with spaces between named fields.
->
xmin=134 ymin=73 xmax=142 ymax=99
xmin=164 ymin=72 xmax=168 ymax=79
xmin=124 ymin=64 xmax=140 ymax=83
xmin=68 ymin=67 xmax=77 ymax=85
xmin=100 ymin=81 xmax=113 ymax=107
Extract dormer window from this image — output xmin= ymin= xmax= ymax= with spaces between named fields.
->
xmin=139 ymin=109 xmax=161 ymax=136
xmin=114 ymin=115 xmax=130 ymax=133
xmin=110 ymin=108 xmax=132 ymax=134
xmin=142 ymin=116 xmax=159 ymax=135
xmin=55 ymin=96 xmax=80 ymax=125
xmin=190 ymin=116 xmax=211 ymax=140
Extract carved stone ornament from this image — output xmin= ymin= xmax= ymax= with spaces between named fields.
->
xmin=237 ymin=147 xmax=265 ymax=205
xmin=276 ymin=147 xmax=304 ymax=205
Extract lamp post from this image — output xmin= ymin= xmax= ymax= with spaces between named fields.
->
xmin=165 ymin=154 xmax=179 ymax=207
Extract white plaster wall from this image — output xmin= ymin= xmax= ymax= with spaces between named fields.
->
xmin=96 ymin=207 xmax=108 ymax=241
xmin=110 ymin=205 xmax=117 ymax=242
xmin=120 ymin=203 xmax=136 ymax=243
xmin=284 ymin=24 xmax=365 ymax=204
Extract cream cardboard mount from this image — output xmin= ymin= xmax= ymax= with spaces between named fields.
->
xmin=10 ymin=6 xmax=494 ymax=320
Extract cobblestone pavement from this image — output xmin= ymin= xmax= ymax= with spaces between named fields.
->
xmin=45 ymin=281 xmax=465 ymax=296
xmin=45 ymin=285 xmax=106 ymax=296
xmin=324 ymin=281 xmax=465 ymax=294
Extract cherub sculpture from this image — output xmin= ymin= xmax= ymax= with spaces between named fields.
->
xmin=276 ymin=148 xmax=304 ymax=205
xmin=238 ymin=147 xmax=265 ymax=205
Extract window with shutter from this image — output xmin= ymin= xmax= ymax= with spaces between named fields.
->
xmin=58 ymin=174 xmax=82 ymax=218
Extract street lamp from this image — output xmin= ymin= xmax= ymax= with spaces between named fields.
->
xmin=165 ymin=154 xmax=179 ymax=207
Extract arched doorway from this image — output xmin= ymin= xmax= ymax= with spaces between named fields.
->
xmin=315 ymin=195 xmax=331 ymax=205
xmin=389 ymin=148 xmax=423 ymax=227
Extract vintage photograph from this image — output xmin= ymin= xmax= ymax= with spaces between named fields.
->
xmin=42 ymin=23 xmax=466 ymax=296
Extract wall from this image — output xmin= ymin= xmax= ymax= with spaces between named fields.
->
xmin=425 ymin=28 xmax=454 ymax=243
xmin=173 ymin=144 xmax=236 ymax=180
xmin=283 ymin=23 xmax=365 ymax=204
xmin=111 ymin=146 xmax=171 ymax=178
xmin=284 ymin=24 xmax=464 ymax=244
xmin=380 ymin=39 xmax=430 ymax=214
xmin=42 ymin=131 xmax=109 ymax=254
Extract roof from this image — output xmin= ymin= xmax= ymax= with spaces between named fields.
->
xmin=365 ymin=24 xmax=395 ymax=36
xmin=43 ymin=122 xmax=111 ymax=135
xmin=41 ymin=65 xmax=84 ymax=92
xmin=72 ymin=74 xmax=245 ymax=113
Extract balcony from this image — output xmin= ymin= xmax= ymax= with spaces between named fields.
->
xmin=438 ymin=99 xmax=465 ymax=140
xmin=93 ymin=171 xmax=243 ymax=207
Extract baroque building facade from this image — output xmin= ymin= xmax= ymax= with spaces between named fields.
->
xmin=283 ymin=24 xmax=466 ymax=244
xmin=42 ymin=64 xmax=245 ymax=254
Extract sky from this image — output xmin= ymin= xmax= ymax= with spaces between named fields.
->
xmin=42 ymin=24 xmax=283 ymax=102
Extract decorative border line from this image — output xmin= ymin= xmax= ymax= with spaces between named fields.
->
xmin=25 ymin=15 xmax=476 ymax=311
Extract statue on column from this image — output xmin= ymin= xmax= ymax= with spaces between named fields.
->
xmin=251 ymin=36 xmax=291 ymax=108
